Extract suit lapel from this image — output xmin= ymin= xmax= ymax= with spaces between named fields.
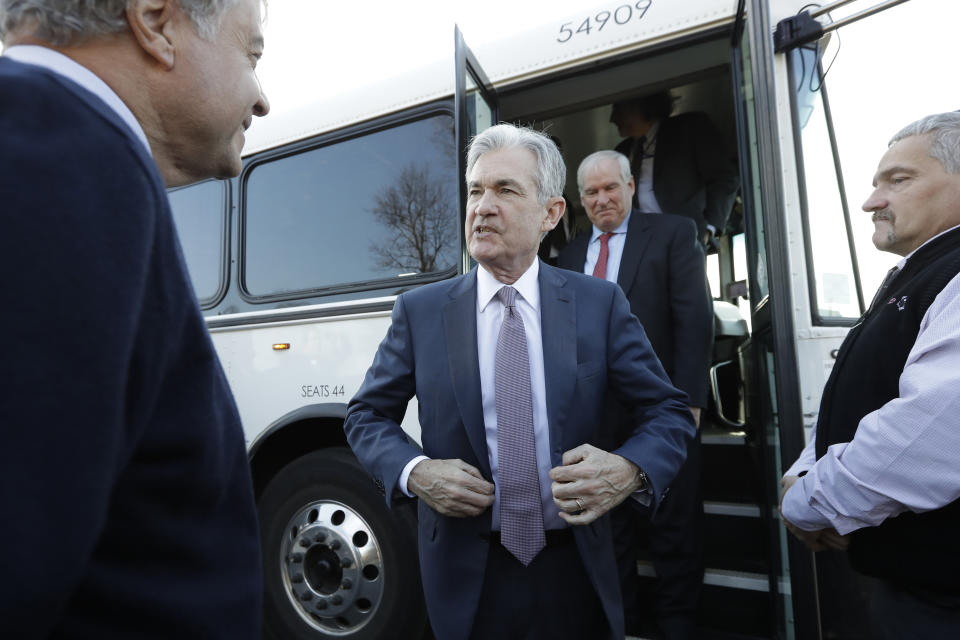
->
xmin=616 ymin=211 xmax=653 ymax=296
xmin=442 ymin=269 xmax=491 ymax=477
xmin=539 ymin=263 xmax=577 ymax=463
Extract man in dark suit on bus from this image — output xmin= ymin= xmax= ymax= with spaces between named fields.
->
xmin=559 ymin=150 xmax=713 ymax=639
xmin=345 ymin=123 xmax=696 ymax=640
xmin=0 ymin=1 xmax=269 ymax=637
xmin=611 ymin=91 xmax=739 ymax=249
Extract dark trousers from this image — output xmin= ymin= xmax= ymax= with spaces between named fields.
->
xmin=869 ymin=579 xmax=960 ymax=639
xmin=614 ymin=431 xmax=703 ymax=639
xmin=469 ymin=530 xmax=608 ymax=640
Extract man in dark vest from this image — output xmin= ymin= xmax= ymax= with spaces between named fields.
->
xmin=781 ymin=112 xmax=960 ymax=637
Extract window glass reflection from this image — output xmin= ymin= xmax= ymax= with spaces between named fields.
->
xmin=791 ymin=46 xmax=860 ymax=320
xmin=243 ymin=115 xmax=459 ymax=297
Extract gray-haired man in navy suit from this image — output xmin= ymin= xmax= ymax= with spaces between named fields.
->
xmin=345 ymin=123 xmax=696 ymax=640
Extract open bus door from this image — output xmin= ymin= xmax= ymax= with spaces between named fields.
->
xmin=731 ymin=0 xmax=819 ymax=637
xmin=734 ymin=0 xmax=939 ymax=638
xmin=455 ymin=26 xmax=500 ymax=272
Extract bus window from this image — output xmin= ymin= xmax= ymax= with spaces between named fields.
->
xmin=168 ymin=179 xmax=228 ymax=305
xmin=789 ymin=0 xmax=953 ymax=325
xmin=242 ymin=114 xmax=458 ymax=298
xmin=790 ymin=44 xmax=862 ymax=323
xmin=732 ymin=232 xmax=751 ymax=332
xmin=706 ymin=252 xmax=720 ymax=299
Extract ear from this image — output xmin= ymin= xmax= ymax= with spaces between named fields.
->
xmin=542 ymin=196 xmax=565 ymax=232
xmin=626 ymin=176 xmax=636 ymax=201
xmin=126 ymin=0 xmax=177 ymax=69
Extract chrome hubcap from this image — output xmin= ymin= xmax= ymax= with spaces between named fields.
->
xmin=280 ymin=500 xmax=384 ymax=635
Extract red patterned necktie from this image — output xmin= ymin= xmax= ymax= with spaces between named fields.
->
xmin=592 ymin=232 xmax=614 ymax=279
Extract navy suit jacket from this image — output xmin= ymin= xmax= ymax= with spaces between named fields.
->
xmin=616 ymin=111 xmax=740 ymax=238
xmin=558 ymin=212 xmax=713 ymax=407
xmin=0 ymin=57 xmax=260 ymax=638
xmin=345 ymin=261 xmax=695 ymax=640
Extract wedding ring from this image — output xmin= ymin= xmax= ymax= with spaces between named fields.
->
xmin=575 ymin=498 xmax=585 ymax=512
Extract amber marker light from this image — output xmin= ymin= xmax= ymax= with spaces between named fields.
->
xmin=272 ymin=343 xmax=291 ymax=351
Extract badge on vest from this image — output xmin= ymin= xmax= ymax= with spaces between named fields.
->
xmin=887 ymin=295 xmax=908 ymax=311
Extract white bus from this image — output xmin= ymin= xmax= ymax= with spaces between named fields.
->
xmin=167 ymin=0 xmax=949 ymax=637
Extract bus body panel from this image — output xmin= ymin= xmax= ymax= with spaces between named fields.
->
xmin=210 ymin=307 xmax=422 ymax=449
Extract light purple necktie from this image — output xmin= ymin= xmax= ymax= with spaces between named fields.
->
xmin=495 ymin=285 xmax=545 ymax=566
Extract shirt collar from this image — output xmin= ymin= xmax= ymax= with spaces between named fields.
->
xmin=898 ymin=223 xmax=960 ymax=269
xmin=590 ymin=211 xmax=632 ymax=243
xmin=4 ymin=45 xmax=151 ymax=155
xmin=477 ymin=258 xmax=541 ymax=313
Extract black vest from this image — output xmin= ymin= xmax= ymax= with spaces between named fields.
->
xmin=815 ymin=227 xmax=960 ymax=592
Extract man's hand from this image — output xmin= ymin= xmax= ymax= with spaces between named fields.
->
xmin=408 ymin=459 xmax=494 ymax=517
xmin=549 ymin=444 xmax=643 ymax=525
xmin=779 ymin=474 xmax=849 ymax=552
xmin=702 ymin=228 xmax=719 ymax=253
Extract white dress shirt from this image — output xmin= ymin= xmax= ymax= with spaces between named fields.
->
xmin=583 ymin=212 xmax=632 ymax=282
xmin=401 ymin=259 xmax=564 ymax=529
xmin=633 ymin=120 xmax=663 ymax=215
xmin=782 ymin=226 xmax=960 ymax=534
xmin=3 ymin=45 xmax=151 ymax=155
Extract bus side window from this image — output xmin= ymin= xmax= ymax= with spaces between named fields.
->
xmin=168 ymin=179 xmax=228 ymax=306
xmin=242 ymin=114 xmax=459 ymax=299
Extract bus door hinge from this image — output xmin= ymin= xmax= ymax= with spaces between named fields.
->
xmin=774 ymin=0 xmax=911 ymax=54
xmin=773 ymin=11 xmax=823 ymax=53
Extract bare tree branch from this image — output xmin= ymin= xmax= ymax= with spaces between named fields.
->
xmin=369 ymin=163 xmax=457 ymax=274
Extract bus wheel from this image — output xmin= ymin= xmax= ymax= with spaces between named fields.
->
xmin=258 ymin=448 xmax=427 ymax=640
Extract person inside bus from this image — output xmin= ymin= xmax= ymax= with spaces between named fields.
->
xmin=0 ymin=0 xmax=269 ymax=637
xmin=558 ymin=150 xmax=713 ymax=640
xmin=610 ymin=91 xmax=739 ymax=252
xmin=345 ymin=123 xmax=696 ymax=640
xmin=537 ymin=135 xmax=589 ymax=264
xmin=781 ymin=112 xmax=960 ymax=638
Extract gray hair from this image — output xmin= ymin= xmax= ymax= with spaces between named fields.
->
xmin=889 ymin=112 xmax=960 ymax=174
xmin=466 ymin=123 xmax=565 ymax=205
xmin=577 ymin=150 xmax=631 ymax=193
xmin=0 ymin=0 xmax=239 ymax=46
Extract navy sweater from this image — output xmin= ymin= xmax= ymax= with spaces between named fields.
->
xmin=0 ymin=58 xmax=262 ymax=637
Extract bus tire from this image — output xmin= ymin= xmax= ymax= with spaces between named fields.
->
xmin=258 ymin=447 xmax=428 ymax=640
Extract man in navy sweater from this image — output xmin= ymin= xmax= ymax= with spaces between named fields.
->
xmin=0 ymin=0 xmax=269 ymax=637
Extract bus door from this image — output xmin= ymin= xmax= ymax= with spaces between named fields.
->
xmin=730 ymin=0 xmax=818 ymax=637
xmin=768 ymin=0 xmax=947 ymax=637
xmin=455 ymin=26 xmax=500 ymax=272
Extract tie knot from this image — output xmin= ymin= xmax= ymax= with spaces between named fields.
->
xmin=599 ymin=232 xmax=614 ymax=246
xmin=497 ymin=285 xmax=518 ymax=309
